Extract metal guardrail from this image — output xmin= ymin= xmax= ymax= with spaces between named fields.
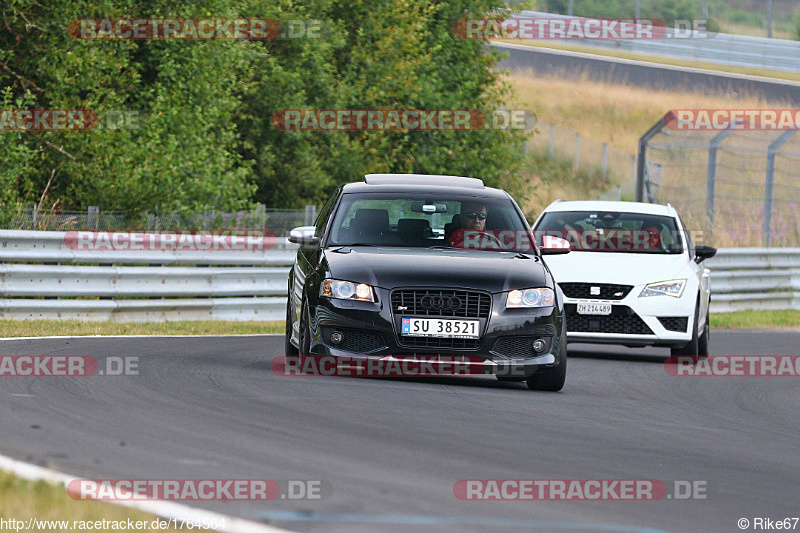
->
xmin=0 ymin=230 xmax=797 ymax=320
xmin=0 ymin=230 xmax=298 ymax=322
xmin=0 ymin=230 xmax=297 ymax=265
xmin=706 ymin=249 xmax=800 ymax=312
xmin=513 ymin=11 xmax=800 ymax=73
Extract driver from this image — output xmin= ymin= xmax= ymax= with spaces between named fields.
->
xmin=449 ymin=202 xmax=488 ymax=247
xmin=459 ymin=202 xmax=488 ymax=232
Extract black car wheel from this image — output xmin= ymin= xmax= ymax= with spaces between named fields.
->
xmin=526 ymin=350 xmax=567 ymax=391
xmin=299 ymin=297 xmax=312 ymax=356
xmin=698 ymin=309 xmax=710 ymax=358
xmin=671 ymin=303 xmax=700 ymax=364
xmin=285 ymin=299 xmax=299 ymax=357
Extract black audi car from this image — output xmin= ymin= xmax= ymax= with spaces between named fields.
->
xmin=284 ymin=174 xmax=570 ymax=391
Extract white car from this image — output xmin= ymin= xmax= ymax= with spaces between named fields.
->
xmin=532 ymin=200 xmax=717 ymax=361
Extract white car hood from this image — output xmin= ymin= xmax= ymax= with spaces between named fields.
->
xmin=542 ymin=251 xmax=690 ymax=286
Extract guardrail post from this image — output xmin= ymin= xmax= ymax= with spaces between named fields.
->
xmin=636 ymin=112 xmax=673 ymax=202
xmin=548 ymin=125 xmax=555 ymax=159
xmin=602 ymin=144 xmax=608 ymax=179
xmin=574 ymin=134 xmax=580 ymax=171
xmin=767 ymin=0 xmax=773 ymax=38
xmin=706 ymin=130 xmax=733 ymax=227
xmin=764 ymin=130 xmax=795 ymax=246
xmin=255 ymin=203 xmax=266 ymax=230
xmin=88 ymin=206 xmax=99 ymax=230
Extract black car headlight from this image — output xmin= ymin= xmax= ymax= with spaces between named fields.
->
xmin=321 ymin=279 xmax=376 ymax=302
xmin=506 ymin=287 xmax=555 ymax=308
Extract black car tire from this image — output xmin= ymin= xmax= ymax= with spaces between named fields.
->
xmin=299 ymin=297 xmax=312 ymax=357
xmin=285 ymin=299 xmax=299 ymax=357
xmin=671 ymin=303 xmax=700 ymax=364
xmin=526 ymin=350 xmax=567 ymax=391
xmin=698 ymin=309 xmax=710 ymax=358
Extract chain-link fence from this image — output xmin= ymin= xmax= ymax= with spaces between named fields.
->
xmin=528 ymin=120 xmax=639 ymax=201
xmin=5 ymin=204 xmax=317 ymax=236
xmin=637 ymin=114 xmax=800 ymax=248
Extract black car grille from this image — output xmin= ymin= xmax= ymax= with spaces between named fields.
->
xmin=391 ymin=289 xmax=490 ymax=350
xmin=559 ymin=283 xmax=633 ymax=300
xmin=565 ymin=304 xmax=654 ymax=335
xmin=391 ymin=289 xmax=491 ymax=318
xmin=491 ymin=335 xmax=552 ymax=359
xmin=658 ymin=316 xmax=689 ymax=333
xmin=321 ymin=327 xmax=386 ymax=354
xmin=398 ymin=337 xmax=481 ymax=350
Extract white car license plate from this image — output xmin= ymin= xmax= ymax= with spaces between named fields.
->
xmin=577 ymin=303 xmax=612 ymax=315
xmin=401 ymin=317 xmax=480 ymax=339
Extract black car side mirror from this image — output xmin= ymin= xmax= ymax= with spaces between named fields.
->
xmin=289 ymin=226 xmax=320 ymax=246
xmin=694 ymin=244 xmax=717 ymax=263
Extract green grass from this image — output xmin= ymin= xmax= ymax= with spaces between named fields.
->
xmin=0 ymin=471 xmax=179 ymax=532
xmin=711 ymin=310 xmax=800 ymax=330
xmin=0 ymin=320 xmax=284 ymax=338
xmin=0 ymin=311 xmax=795 ymax=340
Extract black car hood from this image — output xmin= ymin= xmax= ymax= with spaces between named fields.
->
xmin=323 ymin=247 xmax=550 ymax=293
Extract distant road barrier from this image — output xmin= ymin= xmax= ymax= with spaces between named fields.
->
xmin=0 ymin=230 xmax=796 ymax=321
xmin=511 ymin=10 xmax=800 ymax=73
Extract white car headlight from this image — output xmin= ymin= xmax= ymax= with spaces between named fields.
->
xmin=321 ymin=279 xmax=376 ymax=302
xmin=506 ymin=287 xmax=555 ymax=308
xmin=639 ymin=279 xmax=686 ymax=298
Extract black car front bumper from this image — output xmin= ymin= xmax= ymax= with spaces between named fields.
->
xmin=305 ymin=287 xmax=565 ymax=379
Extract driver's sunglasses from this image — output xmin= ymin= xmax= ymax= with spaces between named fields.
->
xmin=465 ymin=212 xmax=487 ymax=221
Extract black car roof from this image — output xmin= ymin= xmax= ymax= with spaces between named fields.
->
xmin=341 ymin=174 xmax=510 ymax=198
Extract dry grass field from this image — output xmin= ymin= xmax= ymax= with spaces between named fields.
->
xmin=507 ymin=70 xmax=799 ymax=246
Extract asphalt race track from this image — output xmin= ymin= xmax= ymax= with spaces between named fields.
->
xmin=1 ymin=332 xmax=799 ymax=532
xmin=493 ymin=42 xmax=800 ymax=106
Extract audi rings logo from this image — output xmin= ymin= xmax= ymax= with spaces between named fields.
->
xmin=420 ymin=295 xmax=462 ymax=311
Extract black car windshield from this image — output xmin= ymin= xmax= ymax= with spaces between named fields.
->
xmin=535 ymin=211 xmax=684 ymax=254
xmin=327 ymin=193 xmax=536 ymax=252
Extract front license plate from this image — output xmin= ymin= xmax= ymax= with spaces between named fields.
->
xmin=577 ymin=303 xmax=612 ymax=315
xmin=401 ymin=317 xmax=480 ymax=339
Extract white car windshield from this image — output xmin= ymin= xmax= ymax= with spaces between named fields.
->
xmin=536 ymin=211 xmax=684 ymax=254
